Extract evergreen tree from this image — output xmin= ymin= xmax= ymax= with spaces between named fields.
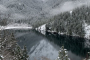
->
xmin=13 ymin=45 xmax=28 ymax=60
xmin=22 ymin=46 xmax=28 ymax=60
xmin=56 ymin=46 xmax=70 ymax=60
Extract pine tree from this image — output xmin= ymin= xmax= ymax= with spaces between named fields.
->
xmin=22 ymin=46 xmax=28 ymax=60
xmin=0 ymin=30 xmax=3 ymax=60
xmin=56 ymin=46 xmax=70 ymax=60
xmin=13 ymin=45 xmax=28 ymax=60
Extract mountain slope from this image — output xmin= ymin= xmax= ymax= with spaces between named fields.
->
xmin=0 ymin=0 xmax=88 ymax=25
xmin=46 ymin=6 xmax=90 ymax=38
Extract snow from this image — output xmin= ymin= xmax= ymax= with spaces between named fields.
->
xmin=58 ymin=57 xmax=60 ymax=59
xmin=37 ymin=24 xmax=46 ymax=31
xmin=1 ymin=55 xmax=4 ymax=58
xmin=83 ymin=21 xmax=90 ymax=48
xmin=70 ymin=11 xmax=72 ymax=14
xmin=19 ymin=3 xmax=22 ymax=5
xmin=36 ymin=24 xmax=67 ymax=36
xmin=84 ymin=39 xmax=90 ymax=48
xmin=58 ymin=32 xmax=66 ymax=35
xmin=0 ymin=23 xmax=32 ymax=30
xmin=83 ymin=21 xmax=90 ymax=39
xmin=36 ymin=24 xmax=46 ymax=35
xmin=5 ymin=27 xmax=32 ymax=29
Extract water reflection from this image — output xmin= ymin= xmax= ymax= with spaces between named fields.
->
xmin=29 ymin=40 xmax=58 ymax=60
xmin=45 ymin=34 xmax=90 ymax=59
xmin=15 ymin=30 xmax=90 ymax=60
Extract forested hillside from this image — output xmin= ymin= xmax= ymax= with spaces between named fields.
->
xmin=46 ymin=6 xmax=90 ymax=37
xmin=0 ymin=30 xmax=28 ymax=60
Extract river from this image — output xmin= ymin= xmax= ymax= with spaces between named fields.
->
xmin=12 ymin=29 xmax=90 ymax=60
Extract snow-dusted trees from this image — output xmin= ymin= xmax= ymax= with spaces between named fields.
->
xmin=46 ymin=6 xmax=90 ymax=37
xmin=0 ymin=30 xmax=28 ymax=60
xmin=83 ymin=52 xmax=90 ymax=60
xmin=13 ymin=45 xmax=28 ymax=60
xmin=56 ymin=46 xmax=70 ymax=60
xmin=0 ymin=18 xmax=7 ymax=26
xmin=22 ymin=46 xmax=28 ymax=60
xmin=0 ymin=31 xmax=3 ymax=60
xmin=0 ymin=30 xmax=5 ymax=60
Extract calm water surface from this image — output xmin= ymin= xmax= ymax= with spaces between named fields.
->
xmin=13 ymin=30 xmax=90 ymax=60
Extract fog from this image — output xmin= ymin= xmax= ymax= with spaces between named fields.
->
xmin=9 ymin=13 xmax=27 ymax=20
xmin=50 ymin=0 xmax=90 ymax=16
xmin=0 ymin=0 xmax=90 ymax=20
xmin=0 ymin=5 xmax=8 ymax=13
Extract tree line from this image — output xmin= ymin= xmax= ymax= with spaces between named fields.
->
xmin=46 ymin=6 xmax=90 ymax=37
xmin=0 ymin=30 xmax=28 ymax=60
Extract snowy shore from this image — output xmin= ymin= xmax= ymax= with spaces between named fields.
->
xmin=36 ymin=22 xmax=90 ymax=40
xmin=0 ymin=23 xmax=32 ymax=30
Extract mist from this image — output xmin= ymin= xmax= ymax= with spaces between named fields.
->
xmin=49 ymin=0 xmax=90 ymax=16
xmin=0 ymin=0 xmax=90 ymax=21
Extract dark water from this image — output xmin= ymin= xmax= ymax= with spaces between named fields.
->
xmin=13 ymin=29 xmax=90 ymax=60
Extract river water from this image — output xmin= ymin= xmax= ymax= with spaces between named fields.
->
xmin=13 ymin=29 xmax=90 ymax=60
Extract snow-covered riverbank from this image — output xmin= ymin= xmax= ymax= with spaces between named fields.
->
xmin=35 ymin=24 xmax=46 ymax=35
xmin=36 ymin=22 xmax=90 ymax=40
xmin=0 ymin=23 xmax=32 ymax=30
